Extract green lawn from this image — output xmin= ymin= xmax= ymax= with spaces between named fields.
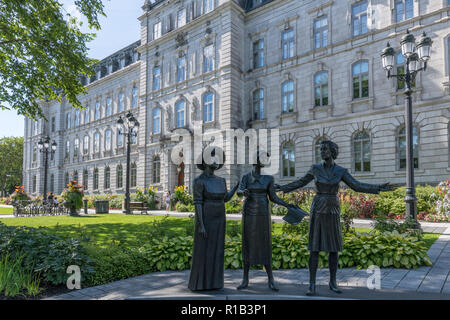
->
xmin=0 ymin=214 xmax=440 ymax=250
xmin=0 ymin=207 xmax=13 ymax=215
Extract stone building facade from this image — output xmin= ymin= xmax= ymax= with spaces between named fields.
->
xmin=23 ymin=0 xmax=450 ymax=197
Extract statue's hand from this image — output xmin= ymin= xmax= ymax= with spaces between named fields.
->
xmin=242 ymin=189 xmax=250 ymax=198
xmin=199 ymin=225 xmax=207 ymax=239
xmin=379 ymin=182 xmax=398 ymax=192
xmin=274 ymin=184 xmax=282 ymax=191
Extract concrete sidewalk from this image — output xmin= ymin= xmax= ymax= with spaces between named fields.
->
xmin=46 ymin=225 xmax=450 ymax=300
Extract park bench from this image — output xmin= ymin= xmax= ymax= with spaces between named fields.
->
xmin=12 ymin=200 xmax=69 ymax=217
xmin=128 ymin=201 xmax=149 ymax=214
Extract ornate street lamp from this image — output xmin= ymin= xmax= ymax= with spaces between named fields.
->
xmin=381 ymin=31 xmax=433 ymax=228
xmin=117 ymin=111 xmax=140 ymax=214
xmin=37 ymin=136 xmax=57 ymax=201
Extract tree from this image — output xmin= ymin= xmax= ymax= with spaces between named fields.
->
xmin=0 ymin=136 xmax=24 ymax=196
xmin=0 ymin=0 xmax=106 ymax=119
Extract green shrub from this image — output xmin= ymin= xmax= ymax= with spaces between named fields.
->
xmin=175 ymin=202 xmax=195 ymax=212
xmin=225 ymin=194 xmax=243 ymax=213
xmin=0 ymin=255 xmax=42 ymax=298
xmin=0 ymin=222 xmax=94 ymax=285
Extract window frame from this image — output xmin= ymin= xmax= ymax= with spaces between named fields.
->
xmin=175 ymin=100 xmax=186 ymax=128
xmin=281 ymin=28 xmax=295 ymax=60
xmin=153 ymin=66 xmax=161 ymax=91
xmin=281 ymin=142 xmax=296 ymax=178
xmin=314 ymin=71 xmax=329 ymax=107
xmin=203 ymin=44 xmax=214 ymax=73
xmin=352 ymin=1 xmax=368 ymax=37
xmin=152 ymin=157 xmax=161 ymax=184
xmin=116 ymin=165 xmax=123 ymax=189
xmin=130 ymin=163 xmax=137 ymax=188
xmin=253 ymin=39 xmax=264 ymax=69
xmin=252 ymin=88 xmax=264 ymax=120
xmin=281 ymin=80 xmax=295 ymax=113
xmin=313 ymin=15 xmax=328 ymax=49
xmin=202 ymin=92 xmax=214 ymax=123
xmin=352 ymin=60 xmax=369 ymax=100
xmin=104 ymin=166 xmax=110 ymax=189
xmin=353 ymin=131 xmax=371 ymax=173
xmin=152 ymin=107 xmax=161 ymax=134
xmin=177 ymin=55 xmax=186 ymax=82
xmin=395 ymin=0 xmax=414 ymax=23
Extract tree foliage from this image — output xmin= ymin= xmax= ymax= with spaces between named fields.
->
xmin=0 ymin=136 xmax=24 ymax=195
xmin=0 ymin=0 xmax=106 ymax=119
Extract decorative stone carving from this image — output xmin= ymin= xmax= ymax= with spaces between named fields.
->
xmin=176 ymin=32 xmax=188 ymax=48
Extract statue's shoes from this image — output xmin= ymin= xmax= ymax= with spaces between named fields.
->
xmin=237 ymin=279 xmax=248 ymax=290
xmin=306 ymin=283 xmax=316 ymax=296
xmin=268 ymin=280 xmax=279 ymax=291
xmin=329 ymin=282 xmax=342 ymax=294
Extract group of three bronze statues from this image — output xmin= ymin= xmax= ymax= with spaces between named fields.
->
xmin=187 ymin=140 xmax=395 ymax=296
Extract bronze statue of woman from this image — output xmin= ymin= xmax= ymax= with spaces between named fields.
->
xmin=276 ymin=140 xmax=396 ymax=296
xmin=188 ymin=147 xmax=238 ymax=291
xmin=237 ymin=150 xmax=294 ymax=291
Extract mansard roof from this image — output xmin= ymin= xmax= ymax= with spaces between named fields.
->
xmin=142 ymin=0 xmax=274 ymax=13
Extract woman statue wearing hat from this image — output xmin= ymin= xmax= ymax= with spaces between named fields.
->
xmin=188 ymin=147 xmax=239 ymax=291
xmin=275 ymin=140 xmax=396 ymax=296
xmin=237 ymin=150 xmax=295 ymax=291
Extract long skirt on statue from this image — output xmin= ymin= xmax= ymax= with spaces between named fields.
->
xmin=188 ymin=199 xmax=226 ymax=291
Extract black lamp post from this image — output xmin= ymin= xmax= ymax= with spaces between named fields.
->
xmin=37 ymin=136 xmax=57 ymax=202
xmin=117 ymin=112 xmax=139 ymax=215
xmin=381 ymin=31 xmax=432 ymax=228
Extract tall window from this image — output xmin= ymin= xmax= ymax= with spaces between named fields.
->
xmin=83 ymin=136 xmax=89 ymax=155
xmin=203 ymin=45 xmax=214 ymax=73
xmin=65 ymin=140 xmax=70 ymax=159
xmin=281 ymin=81 xmax=294 ymax=113
xmin=314 ymin=72 xmax=329 ymax=107
xmin=74 ymin=110 xmax=80 ymax=126
xmin=203 ymin=92 xmax=214 ymax=123
xmin=51 ymin=117 xmax=56 ymax=132
xmin=352 ymin=1 xmax=368 ymax=37
xmin=282 ymin=142 xmax=295 ymax=177
xmin=353 ymin=131 xmax=371 ymax=172
xmin=73 ymin=170 xmax=79 ymax=183
xmin=282 ymin=28 xmax=294 ymax=60
xmin=315 ymin=136 xmax=328 ymax=163
xmin=50 ymin=174 xmax=54 ymax=193
xmin=84 ymin=106 xmax=90 ymax=123
xmin=396 ymin=52 xmax=415 ymax=90
xmin=177 ymin=55 xmax=186 ymax=82
xmin=117 ymin=131 xmax=124 ymax=147
xmin=93 ymin=168 xmax=99 ymax=190
xmin=66 ymin=113 xmax=71 ymax=129
xmin=105 ymin=129 xmax=112 ymax=151
xmin=253 ymin=39 xmax=264 ymax=69
xmin=152 ymin=108 xmax=161 ymax=134
xmin=153 ymin=66 xmax=161 ymax=91
xmin=253 ymin=89 xmax=264 ymax=120
xmin=83 ymin=169 xmax=88 ymax=190
xmin=32 ymin=147 xmax=37 ymax=162
xmin=175 ymin=100 xmax=185 ymax=128
xmin=94 ymin=101 xmax=101 ymax=120
xmin=131 ymin=87 xmax=138 ymax=108
xmin=352 ymin=60 xmax=369 ymax=99
xmin=32 ymin=175 xmax=37 ymax=193
xmin=314 ymin=16 xmax=328 ymax=49
xmin=104 ymin=167 xmax=110 ymax=189
xmin=116 ymin=165 xmax=123 ymax=188
xmin=106 ymin=97 xmax=112 ymax=117
xmin=64 ymin=172 xmax=69 ymax=186
xmin=118 ymin=92 xmax=125 ymax=112
xmin=177 ymin=9 xmax=186 ymax=27
xmin=398 ymin=126 xmax=419 ymax=169
xmin=152 ymin=157 xmax=161 ymax=184
xmin=203 ymin=0 xmax=213 ymax=13
xmin=131 ymin=163 xmax=137 ymax=187
xmin=74 ymin=138 xmax=80 ymax=157
xmin=395 ymin=0 xmax=414 ymax=22
xmin=153 ymin=21 xmax=162 ymax=40
xmin=94 ymin=132 xmax=100 ymax=153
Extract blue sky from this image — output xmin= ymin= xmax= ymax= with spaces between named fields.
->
xmin=0 ymin=0 xmax=144 ymax=138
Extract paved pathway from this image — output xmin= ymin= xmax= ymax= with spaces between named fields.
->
xmin=47 ymin=224 xmax=450 ymax=300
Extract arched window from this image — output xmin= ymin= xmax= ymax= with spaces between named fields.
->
xmin=203 ymin=92 xmax=214 ymax=123
xmin=152 ymin=108 xmax=161 ymax=134
xmin=105 ymin=129 xmax=112 ymax=151
xmin=116 ymin=164 xmax=123 ymax=188
xmin=131 ymin=87 xmax=138 ymax=108
xmin=65 ymin=140 xmax=70 ymax=159
xmin=73 ymin=170 xmax=79 ymax=183
xmin=314 ymin=136 xmax=328 ymax=163
xmin=104 ymin=166 xmax=110 ymax=189
xmin=130 ymin=163 xmax=137 ymax=187
xmin=253 ymin=89 xmax=264 ymax=120
xmin=175 ymin=100 xmax=185 ymax=128
xmin=118 ymin=92 xmax=125 ymax=112
xmin=83 ymin=169 xmax=88 ymax=190
xmin=94 ymin=132 xmax=100 ymax=153
xmin=152 ymin=157 xmax=161 ymax=184
xmin=281 ymin=81 xmax=294 ymax=113
xmin=398 ymin=126 xmax=419 ymax=169
xmin=64 ymin=172 xmax=69 ymax=187
xmin=282 ymin=142 xmax=295 ymax=177
xmin=106 ymin=97 xmax=112 ymax=117
xmin=83 ymin=136 xmax=89 ymax=155
xmin=353 ymin=131 xmax=371 ymax=172
xmin=95 ymin=101 xmax=101 ymax=120
xmin=352 ymin=60 xmax=369 ymax=99
xmin=93 ymin=168 xmax=99 ymax=190
xmin=314 ymin=72 xmax=328 ymax=107
xmin=74 ymin=138 xmax=80 ymax=157
xmin=84 ymin=106 xmax=90 ymax=123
